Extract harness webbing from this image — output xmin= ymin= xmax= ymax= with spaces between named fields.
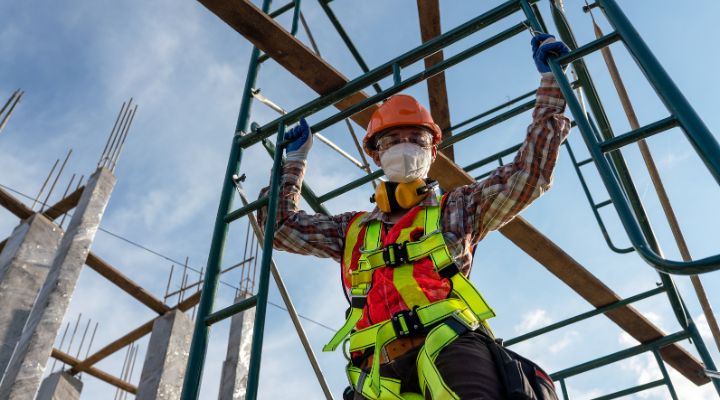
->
xmin=326 ymin=203 xmax=496 ymax=399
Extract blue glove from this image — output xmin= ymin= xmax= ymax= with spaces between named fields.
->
xmin=531 ymin=33 xmax=570 ymax=74
xmin=284 ymin=118 xmax=313 ymax=161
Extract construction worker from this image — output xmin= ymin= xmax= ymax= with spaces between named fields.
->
xmin=258 ymin=33 xmax=571 ymax=399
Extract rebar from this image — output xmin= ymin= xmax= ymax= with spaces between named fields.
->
xmin=85 ymin=322 xmax=99 ymax=359
xmin=32 ymin=159 xmax=59 ymax=210
xmin=76 ymin=318 xmax=92 ymax=358
xmin=40 ymin=149 xmax=72 ymax=213
xmin=60 ymin=174 xmax=84 ymax=226
xmin=0 ymin=90 xmax=22 ymax=135
xmin=51 ymin=322 xmax=71 ymax=372
xmin=103 ymin=98 xmax=133 ymax=168
xmin=65 ymin=313 xmax=83 ymax=367
xmin=0 ymin=90 xmax=18 ymax=117
xmin=99 ymin=101 xmax=128 ymax=167
xmin=164 ymin=264 xmax=175 ymax=301
xmin=109 ymin=104 xmax=138 ymax=172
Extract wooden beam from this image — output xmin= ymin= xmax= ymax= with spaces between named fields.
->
xmin=42 ymin=186 xmax=84 ymax=220
xmin=0 ymin=185 xmax=85 ymax=221
xmin=51 ymin=348 xmax=137 ymax=394
xmin=501 ymin=218 xmax=708 ymax=384
xmin=68 ymin=292 xmax=201 ymax=376
xmin=416 ymin=0 xmax=454 ymax=160
xmin=85 ymin=252 xmax=171 ymax=315
xmin=196 ymin=0 xmax=376 ymax=128
xmin=195 ymin=0 xmax=708 ymax=384
xmin=0 ymin=187 xmax=32 ymax=219
xmin=0 ymin=187 xmax=171 ymax=315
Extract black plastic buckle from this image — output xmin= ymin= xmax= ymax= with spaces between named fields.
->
xmin=383 ymin=242 xmax=409 ymax=267
xmin=438 ymin=263 xmax=461 ymax=279
xmin=391 ymin=307 xmax=424 ymax=337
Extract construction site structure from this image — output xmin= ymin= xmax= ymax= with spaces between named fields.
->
xmin=0 ymin=0 xmax=719 ymax=399
xmin=179 ymin=0 xmax=720 ymax=399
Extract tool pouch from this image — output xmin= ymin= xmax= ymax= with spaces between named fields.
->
xmin=483 ymin=337 xmax=559 ymax=400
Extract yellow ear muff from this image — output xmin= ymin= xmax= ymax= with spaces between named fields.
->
xmin=372 ymin=181 xmax=392 ymax=213
xmin=371 ymin=179 xmax=429 ymax=213
xmin=395 ymin=179 xmax=427 ymax=209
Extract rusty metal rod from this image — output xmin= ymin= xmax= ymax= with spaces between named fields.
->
xmin=40 ymin=149 xmax=72 ymax=213
xmin=32 ymin=159 xmax=59 ymax=210
xmin=110 ymin=104 xmax=138 ymax=172
xmin=100 ymin=101 xmax=128 ymax=167
xmin=0 ymin=90 xmax=22 ymax=135
xmin=103 ymin=98 xmax=132 ymax=168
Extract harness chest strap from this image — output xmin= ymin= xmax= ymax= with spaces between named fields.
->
xmin=326 ymin=204 xmax=497 ymax=398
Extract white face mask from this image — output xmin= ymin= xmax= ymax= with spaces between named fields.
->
xmin=380 ymin=142 xmax=433 ymax=183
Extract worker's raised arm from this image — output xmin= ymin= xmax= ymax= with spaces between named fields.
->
xmin=443 ymin=34 xmax=571 ymax=245
xmin=256 ymin=119 xmax=359 ymax=263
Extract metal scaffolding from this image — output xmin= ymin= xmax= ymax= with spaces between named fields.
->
xmin=180 ymin=0 xmax=720 ymax=399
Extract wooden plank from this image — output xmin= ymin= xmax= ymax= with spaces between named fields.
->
xmin=52 ymin=348 xmax=137 ymax=393
xmin=196 ymin=0 xmax=376 ymax=128
xmin=195 ymin=0 xmax=707 ymax=384
xmin=85 ymin=252 xmax=171 ymax=315
xmin=416 ymin=0 xmax=454 ymax=160
xmin=68 ymin=292 xmax=200 ymax=376
xmin=501 ymin=218 xmax=708 ymax=384
xmin=42 ymin=186 xmax=84 ymax=220
xmin=0 ymin=187 xmax=32 ymax=219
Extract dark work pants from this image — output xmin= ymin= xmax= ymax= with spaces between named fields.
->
xmin=354 ymin=331 xmax=506 ymax=400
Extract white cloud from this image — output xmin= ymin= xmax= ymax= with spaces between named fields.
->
xmin=515 ymin=309 xmax=552 ymax=333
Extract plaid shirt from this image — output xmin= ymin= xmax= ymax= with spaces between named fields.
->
xmin=258 ymin=76 xmax=569 ymax=279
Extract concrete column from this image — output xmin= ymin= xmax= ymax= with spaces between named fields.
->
xmin=0 ymin=215 xmax=62 ymax=378
xmin=136 ymin=309 xmax=193 ymax=400
xmin=0 ymin=168 xmax=115 ymax=399
xmin=218 ymin=291 xmax=256 ymax=400
xmin=35 ymin=372 xmax=82 ymax=400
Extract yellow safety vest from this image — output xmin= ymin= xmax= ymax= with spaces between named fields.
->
xmin=324 ymin=202 xmax=496 ymax=400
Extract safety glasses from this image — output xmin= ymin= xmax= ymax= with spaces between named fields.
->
xmin=376 ymin=130 xmax=434 ymax=152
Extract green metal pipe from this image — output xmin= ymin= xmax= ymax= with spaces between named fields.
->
xmin=440 ymin=98 xmax=534 ymax=149
xmin=448 ymin=90 xmax=536 ymax=133
xmin=550 ymin=330 xmax=690 ymax=380
xmin=204 ymin=295 xmax=258 ymax=326
xmin=685 ymin=318 xmax=720 ymax=393
xmin=559 ymin=379 xmax=569 ymax=400
xmin=317 ymin=170 xmax=384 ymax=204
xmin=564 ymin=140 xmax=633 ymax=254
xmin=653 ymin=349 xmax=678 ymax=400
xmin=238 ymin=0 xmax=531 ymax=147
xmin=522 ymin=0 xmax=720 ymax=275
xmin=290 ymin=0 xmax=301 ymax=36
xmin=317 ymin=0 xmax=382 ymax=94
xmin=504 ymin=286 xmax=664 ymax=346
xmin=591 ymin=380 xmax=665 ymax=400
xmin=464 ymin=143 xmax=522 ymax=173
xmin=598 ymin=0 xmax=720 ymax=185
xmin=599 ymin=116 xmax=678 ymax=153
xmin=246 ymin=122 xmax=288 ymax=399
xmin=555 ymin=31 xmax=620 ymax=66
xmin=181 ymin=2 xmax=274 ymax=398
xmin=269 ymin=1 xmax=295 ymax=18
xmin=307 ymin=22 xmax=527 ymax=136
xmin=225 ymin=196 xmax=269 ymax=223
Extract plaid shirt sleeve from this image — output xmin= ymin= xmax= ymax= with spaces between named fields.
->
xmin=256 ymin=160 xmax=359 ymax=263
xmin=442 ymin=75 xmax=571 ymax=246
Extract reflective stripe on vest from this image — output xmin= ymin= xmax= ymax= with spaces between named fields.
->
xmin=326 ymin=202 xmax=497 ymax=398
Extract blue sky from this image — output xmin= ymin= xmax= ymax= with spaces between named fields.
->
xmin=1 ymin=0 xmax=720 ymax=399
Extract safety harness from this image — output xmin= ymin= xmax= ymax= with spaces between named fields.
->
xmin=323 ymin=202 xmax=496 ymax=399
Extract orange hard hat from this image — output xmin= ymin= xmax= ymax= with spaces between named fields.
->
xmin=363 ymin=94 xmax=442 ymax=157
